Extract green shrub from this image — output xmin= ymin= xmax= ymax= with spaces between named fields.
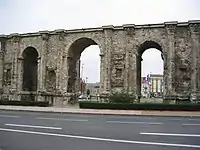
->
xmin=109 ymin=90 xmax=134 ymax=103
xmin=0 ymin=100 xmax=49 ymax=107
xmin=79 ymin=102 xmax=200 ymax=111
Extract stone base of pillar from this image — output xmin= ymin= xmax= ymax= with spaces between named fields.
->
xmin=190 ymin=92 xmax=200 ymax=104
xmin=37 ymin=95 xmax=45 ymax=101
xmin=163 ymin=94 xmax=177 ymax=101
xmin=53 ymin=97 xmax=67 ymax=107
xmin=176 ymin=94 xmax=190 ymax=103
xmin=9 ymin=94 xmax=19 ymax=101
xmin=9 ymin=89 xmax=19 ymax=101
xmin=164 ymin=93 xmax=193 ymax=103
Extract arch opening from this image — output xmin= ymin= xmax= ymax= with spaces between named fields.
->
xmin=137 ymin=41 xmax=164 ymax=99
xmin=67 ymin=38 xmax=100 ymax=95
xmin=22 ymin=47 xmax=39 ymax=92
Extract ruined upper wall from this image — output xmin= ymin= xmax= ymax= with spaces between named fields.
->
xmin=1 ymin=20 xmax=199 ymax=38
xmin=0 ymin=20 xmax=199 ymax=66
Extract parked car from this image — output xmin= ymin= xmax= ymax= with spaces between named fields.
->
xmin=78 ymin=95 xmax=90 ymax=101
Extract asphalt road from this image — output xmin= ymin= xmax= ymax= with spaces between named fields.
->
xmin=0 ymin=110 xmax=200 ymax=150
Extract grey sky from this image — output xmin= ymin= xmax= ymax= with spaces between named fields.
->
xmin=1 ymin=0 xmax=200 ymax=82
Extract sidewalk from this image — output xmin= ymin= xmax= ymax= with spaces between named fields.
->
xmin=0 ymin=105 xmax=200 ymax=117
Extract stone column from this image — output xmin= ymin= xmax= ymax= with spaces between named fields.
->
xmin=38 ymin=32 xmax=49 ymax=92
xmin=102 ymin=26 xmax=114 ymax=92
xmin=189 ymin=22 xmax=200 ymax=102
xmin=16 ymin=58 xmax=23 ymax=100
xmin=56 ymin=31 xmax=66 ymax=92
xmin=165 ymin=23 xmax=177 ymax=99
xmin=60 ymin=55 xmax=68 ymax=92
xmin=17 ymin=58 xmax=23 ymax=91
xmin=135 ymin=52 xmax=142 ymax=96
xmin=11 ymin=35 xmax=21 ymax=100
xmin=0 ymin=52 xmax=4 ymax=89
xmin=0 ymin=37 xmax=5 ymax=89
xmin=99 ymin=53 xmax=105 ymax=93
xmin=162 ymin=52 xmax=167 ymax=96
xmin=75 ymin=58 xmax=81 ymax=93
xmin=37 ymin=32 xmax=49 ymax=101
xmin=61 ymin=54 xmax=72 ymax=93
xmin=123 ymin=25 xmax=135 ymax=92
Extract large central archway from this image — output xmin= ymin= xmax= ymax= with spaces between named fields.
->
xmin=66 ymin=37 xmax=101 ymax=94
xmin=136 ymin=41 xmax=164 ymax=98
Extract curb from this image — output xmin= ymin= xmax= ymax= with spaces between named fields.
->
xmin=0 ymin=108 xmax=142 ymax=116
xmin=1 ymin=108 xmax=200 ymax=118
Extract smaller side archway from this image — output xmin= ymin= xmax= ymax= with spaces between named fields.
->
xmin=22 ymin=46 xmax=39 ymax=92
xmin=136 ymin=41 xmax=164 ymax=98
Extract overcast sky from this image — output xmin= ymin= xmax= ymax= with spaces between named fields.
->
xmin=1 ymin=0 xmax=200 ymax=83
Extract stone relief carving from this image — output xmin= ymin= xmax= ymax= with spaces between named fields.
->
xmin=45 ymin=67 xmax=56 ymax=92
xmin=110 ymin=53 xmax=125 ymax=87
xmin=111 ymin=53 xmax=125 ymax=67
xmin=112 ymin=53 xmax=125 ymax=60
xmin=175 ymin=38 xmax=191 ymax=58
xmin=189 ymin=24 xmax=200 ymax=33
xmin=3 ymin=63 xmax=12 ymax=86
xmin=174 ymin=58 xmax=191 ymax=93
xmin=166 ymin=25 xmax=176 ymax=34
xmin=111 ymin=78 xmax=124 ymax=87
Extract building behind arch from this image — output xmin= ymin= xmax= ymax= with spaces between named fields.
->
xmin=141 ymin=74 xmax=164 ymax=98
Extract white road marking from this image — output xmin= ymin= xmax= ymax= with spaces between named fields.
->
xmin=183 ymin=124 xmax=200 ymax=126
xmin=5 ymin=124 xmax=62 ymax=130
xmin=169 ymin=118 xmax=200 ymax=121
xmin=188 ymin=118 xmax=200 ymax=121
xmin=107 ymin=116 xmax=148 ymax=120
xmin=168 ymin=118 xmax=185 ymax=121
xmin=37 ymin=117 xmax=88 ymax=122
xmin=106 ymin=121 xmax=162 ymax=125
xmin=140 ymin=132 xmax=200 ymax=137
xmin=0 ymin=115 xmax=19 ymax=118
xmin=0 ymin=128 xmax=199 ymax=148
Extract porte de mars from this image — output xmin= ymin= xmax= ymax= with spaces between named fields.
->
xmin=0 ymin=20 xmax=200 ymax=103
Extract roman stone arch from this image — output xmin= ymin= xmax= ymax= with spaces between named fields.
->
xmin=1 ymin=20 xmax=199 ymax=102
xmin=64 ymin=37 xmax=103 ymax=93
xmin=19 ymin=43 xmax=42 ymax=59
xmin=135 ymin=40 xmax=165 ymax=96
xmin=66 ymin=36 xmax=104 ymax=56
xmin=22 ymin=46 xmax=39 ymax=92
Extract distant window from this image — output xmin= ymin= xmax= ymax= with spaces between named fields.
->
xmin=116 ymin=68 xmax=122 ymax=78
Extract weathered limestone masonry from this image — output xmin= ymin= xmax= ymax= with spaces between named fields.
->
xmin=0 ymin=20 xmax=200 ymax=103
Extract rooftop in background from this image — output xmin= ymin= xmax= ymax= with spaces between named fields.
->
xmin=150 ymin=74 xmax=163 ymax=78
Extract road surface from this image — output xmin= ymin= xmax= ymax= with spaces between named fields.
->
xmin=0 ymin=110 xmax=200 ymax=150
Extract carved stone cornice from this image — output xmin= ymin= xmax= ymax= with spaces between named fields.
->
xmin=124 ymin=27 xmax=135 ymax=36
xmin=41 ymin=33 xmax=49 ymax=41
xmin=58 ymin=32 xmax=66 ymax=41
xmin=189 ymin=24 xmax=200 ymax=35
xmin=165 ymin=24 xmax=176 ymax=35
xmin=13 ymin=35 xmax=21 ymax=43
